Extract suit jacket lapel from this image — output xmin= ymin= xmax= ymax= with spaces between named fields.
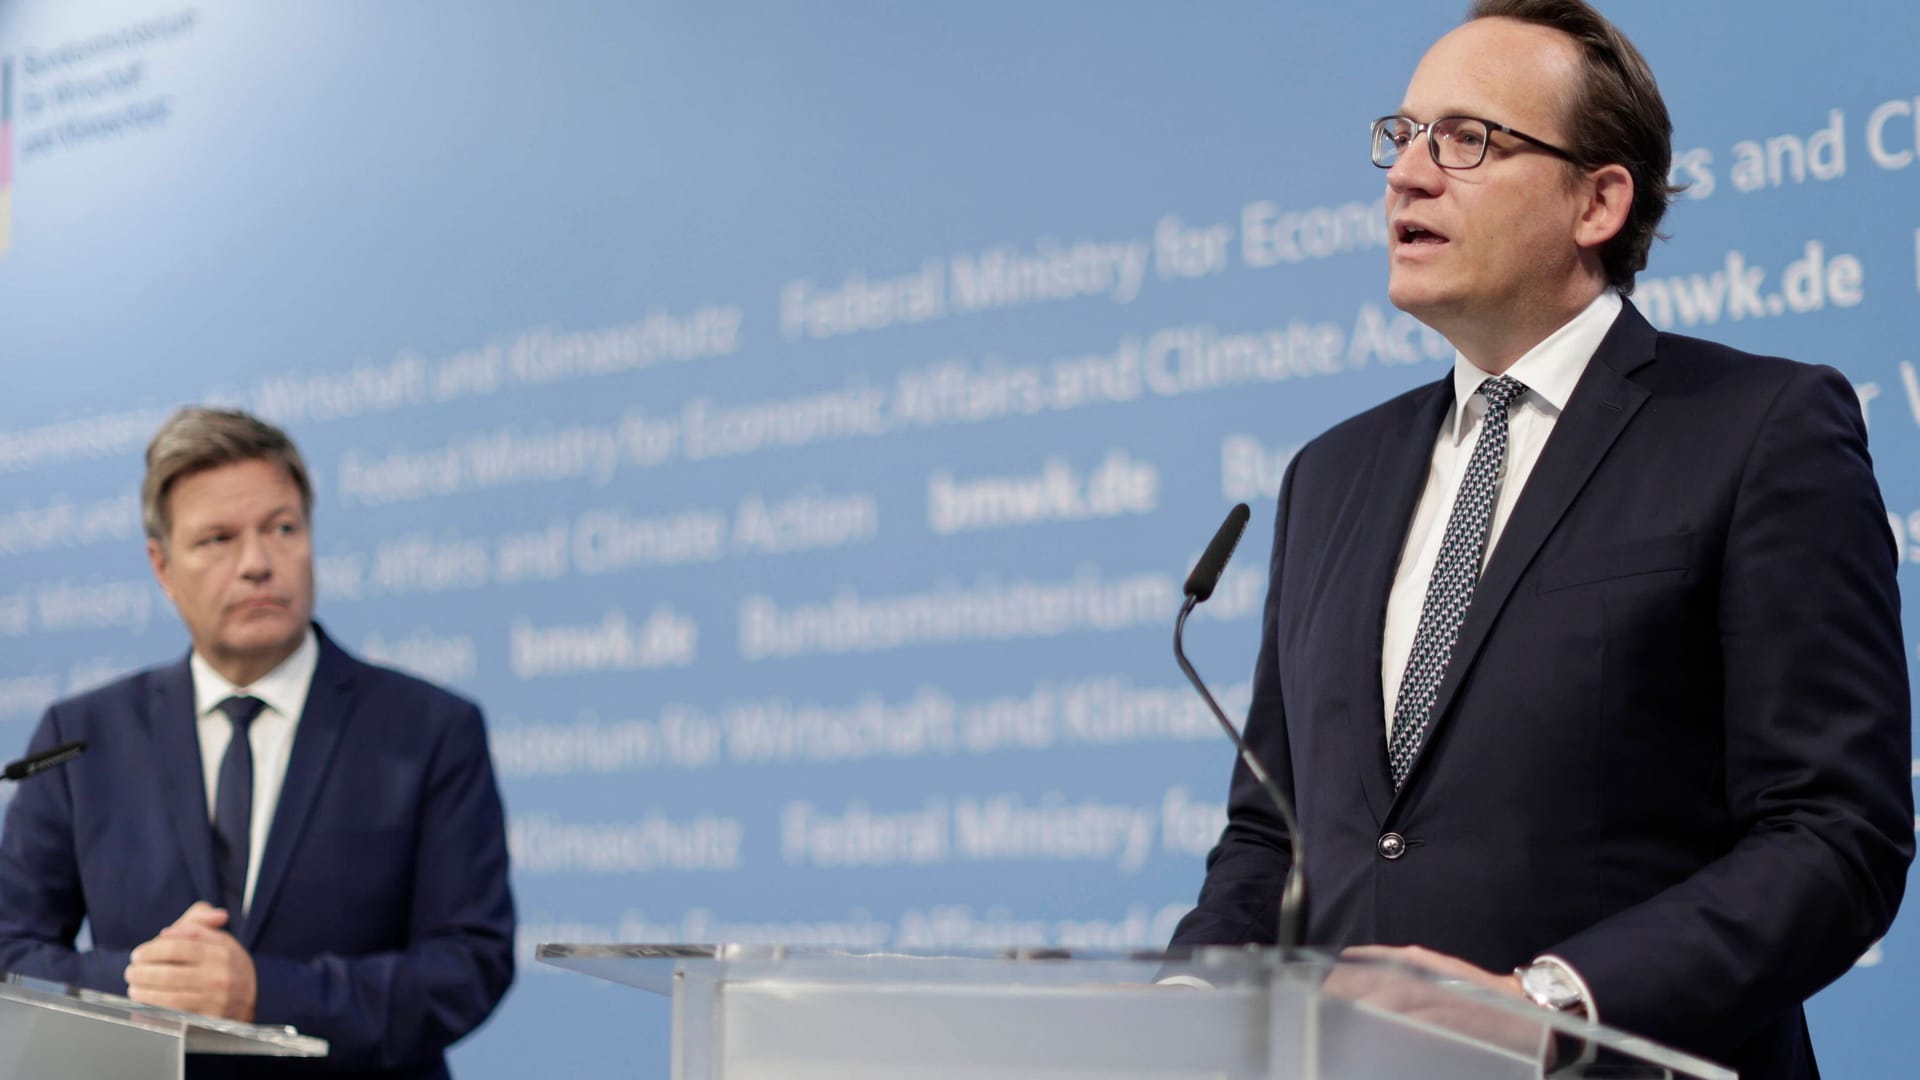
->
xmin=149 ymin=655 xmax=220 ymax=903
xmin=242 ymin=626 xmax=353 ymax=947
xmin=1395 ymin=304 xmax=1657 ymax=796
xmin=1342 ymin=378 xmax=1455 ymax=823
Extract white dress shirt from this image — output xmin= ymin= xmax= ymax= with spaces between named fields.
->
xmin=1380 ymin=289 xmax=1623 ymax=735
xmin=191 ymin=627 xmax=317 ymax=916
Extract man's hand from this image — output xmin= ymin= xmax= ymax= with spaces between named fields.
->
xmin=124 ymin=901 xmax=258 ymax=1022
xmin=1324 ymin=945 xmax=1545 ymax=1061
xmin=1339 ymin=945 xmax=1527 ymax=999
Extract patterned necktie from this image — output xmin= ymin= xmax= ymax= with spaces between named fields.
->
xmin=1387 ymin=375 xmax=1527 ymax=790
xmin=213 ymin=694 xmax=266 ymax=924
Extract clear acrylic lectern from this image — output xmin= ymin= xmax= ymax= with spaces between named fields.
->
xmin=539 ymin=943 xmax=1736 ymax=1079
xmin=0 ymin=972 xmax=327 ymax=1079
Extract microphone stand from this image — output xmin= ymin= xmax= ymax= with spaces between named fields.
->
xmin=1175 ymin=540 xmax=1306 ymax=949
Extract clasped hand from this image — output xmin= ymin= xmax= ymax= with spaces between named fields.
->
xmin=124 ymin=900 xmax=257 ymax=1022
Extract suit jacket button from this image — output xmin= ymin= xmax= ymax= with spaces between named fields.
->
xmin=1377 ymin=832 xmax=1406 ymax=860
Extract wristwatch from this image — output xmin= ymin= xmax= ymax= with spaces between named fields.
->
xmin=1516 ymin=960 xmax=1589 ymax=1016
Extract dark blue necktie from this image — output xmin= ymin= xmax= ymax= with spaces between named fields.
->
xmin=1387 ymin=375 xmax=1527 ymax=790
xmin=213 ymin=694 xmax=265 ymax=927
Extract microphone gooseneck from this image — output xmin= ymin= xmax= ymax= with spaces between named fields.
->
xmin=1174 ymin=503 xmax=1306 ymax=949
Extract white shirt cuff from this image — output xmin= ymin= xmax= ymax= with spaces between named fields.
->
xmin=1153 ymin=974 xmax=1215 ymax=990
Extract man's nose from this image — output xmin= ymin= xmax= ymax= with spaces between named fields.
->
xmin=237 ymin=532 xmax=274 ymax=579
xmin=1386 ymin=134 xmax=1445 ymax=196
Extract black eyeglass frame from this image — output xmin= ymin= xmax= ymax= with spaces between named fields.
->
xmin=1370 ymin=114 xmax=1580 ymax=170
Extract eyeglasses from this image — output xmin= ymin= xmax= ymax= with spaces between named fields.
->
xmin=1370 ymin=115 xmax=1579 ymax=171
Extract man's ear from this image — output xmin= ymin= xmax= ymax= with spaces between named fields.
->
xmin=1575 ymin=163 xmax=1634 ymax=252
xmin=147 ymin=536 xmax=176 ymax=604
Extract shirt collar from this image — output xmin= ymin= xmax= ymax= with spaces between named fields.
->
xmin=191 ymin=626 xmax=319 ymax=722
xmin=1445 ymin=289 xmax=1623 ymax=444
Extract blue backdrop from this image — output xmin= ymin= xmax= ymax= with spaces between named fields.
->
xmin=2 ymin=2 xmax=1916 ymax=1076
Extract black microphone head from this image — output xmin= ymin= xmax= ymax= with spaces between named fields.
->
xmin=1184 ymin=502 xmax=1252 ymax=602
xmin=2 ymin=739 xmax=87 ymax=782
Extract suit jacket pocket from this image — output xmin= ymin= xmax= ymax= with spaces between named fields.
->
xmin=1536 ymin=532 xmax=1692 ymax=593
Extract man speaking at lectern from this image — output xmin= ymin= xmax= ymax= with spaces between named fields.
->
xmin=1170 ymin=1 xmax=1912 ymax=1076
xmin=0 ymin=408 xmax=515 ymax=1078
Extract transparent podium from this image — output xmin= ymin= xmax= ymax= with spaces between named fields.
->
xmin=0 ymin=972 xmax=327 ymax=1079
xmin=539 ymin=943 xmax=1734 ymax=1079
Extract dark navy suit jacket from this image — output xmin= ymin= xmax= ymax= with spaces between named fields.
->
xmin=0 ymin=624 xmax=515 ymax=1078
xmin=1170 ymin=303 xmax=1913 ymax=1079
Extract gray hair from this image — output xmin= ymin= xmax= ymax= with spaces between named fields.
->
xmin=142 ymin=407 xmax=313 ymax=550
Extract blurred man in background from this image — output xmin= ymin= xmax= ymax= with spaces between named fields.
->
xmin=0 ymin=406 xmax=515 ymax=1078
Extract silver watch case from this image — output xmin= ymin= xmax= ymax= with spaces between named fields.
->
xmin=1517 ymin=961 xmax=1585 ymax=1013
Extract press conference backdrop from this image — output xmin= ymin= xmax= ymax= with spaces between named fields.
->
xmin=2 ymin=1 xmax=1916 ymax=1075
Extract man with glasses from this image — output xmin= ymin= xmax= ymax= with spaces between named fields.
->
xmin=1170 ymin=2 xmax=1911 ymax=1076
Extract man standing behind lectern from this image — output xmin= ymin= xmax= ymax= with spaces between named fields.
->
xmin=1170 ymin=2 xmax=1912 ymax=1076
xmin=0 ymin=408 xmax=515 ymax=1078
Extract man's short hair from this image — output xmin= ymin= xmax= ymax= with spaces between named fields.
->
xmin=1468 ymin=0 xmax=1677 ymax=293
xmin=142 ymin=407 xmax=314 ymax=549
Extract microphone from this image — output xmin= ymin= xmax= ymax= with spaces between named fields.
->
xmin=3 ymin=740 xmax=88 ymax=782
xmin=1174 ymin=503 xmax=1307 ymax=949
xmin=1184 ymin=503 xmax=1250 ymax=601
